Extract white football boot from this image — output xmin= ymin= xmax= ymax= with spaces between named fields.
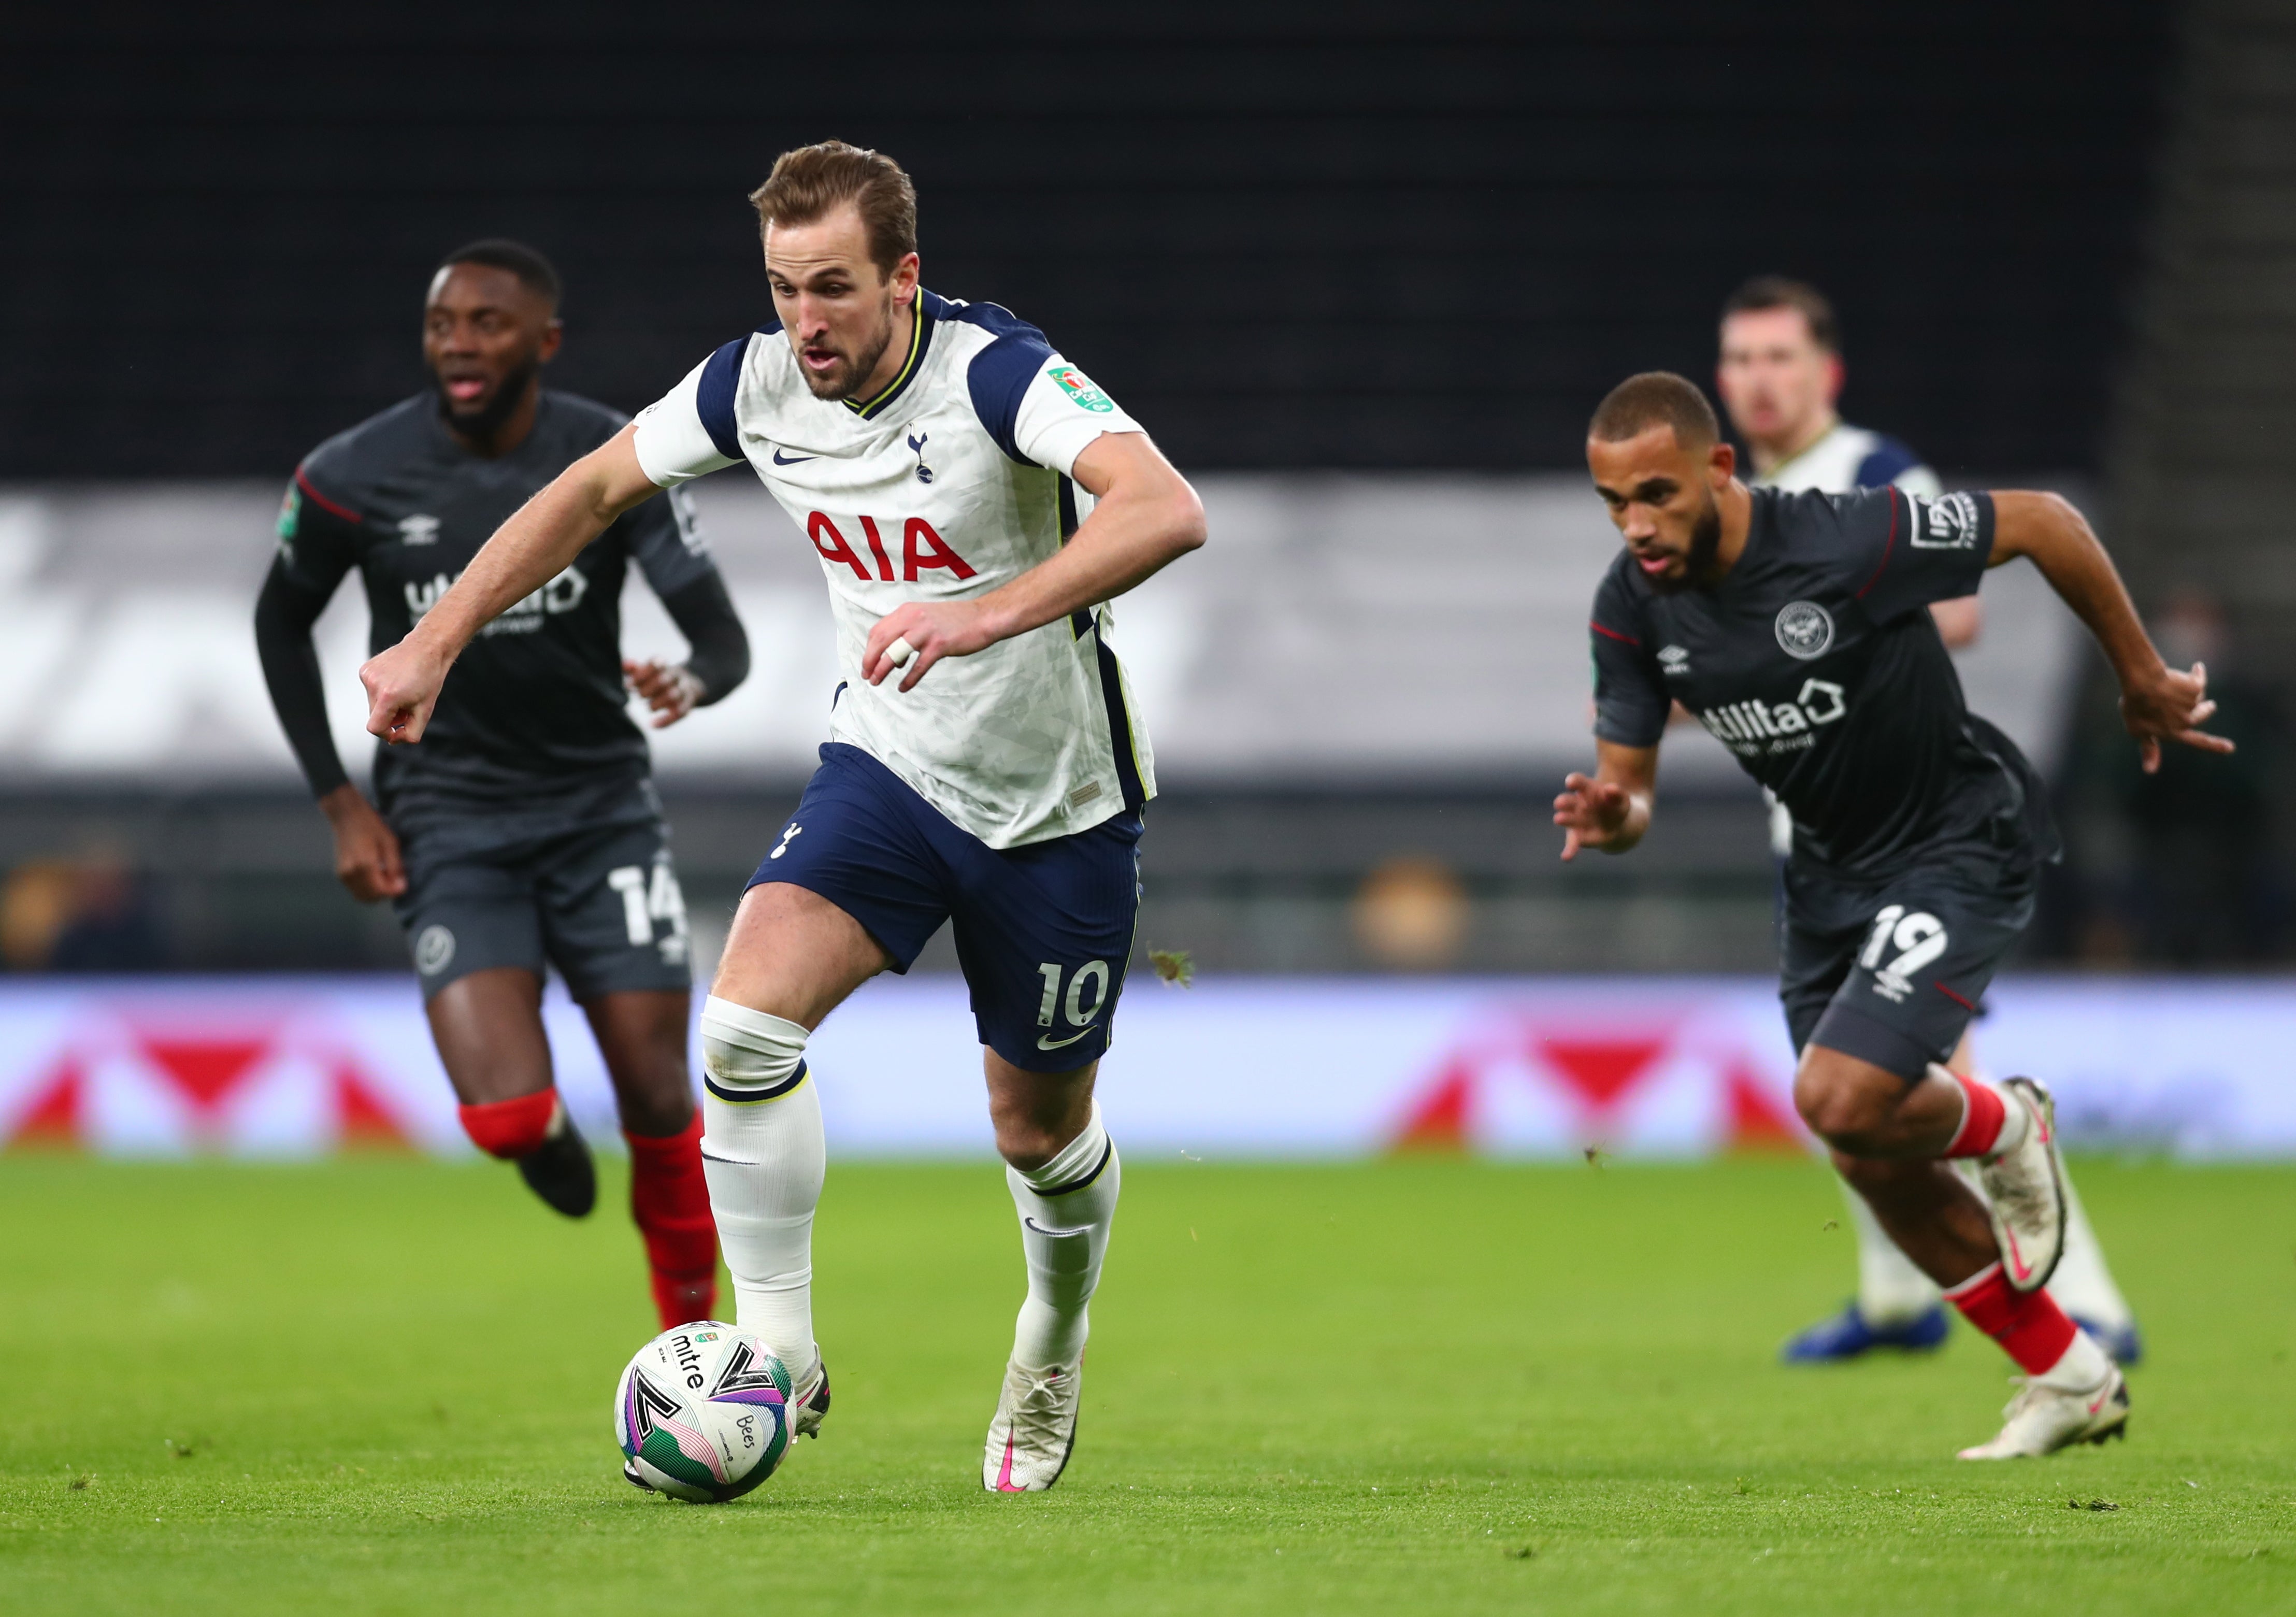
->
xmin=1958 ymin=1364 xmax=2131 ymax=1459
xmin=983 ymin=1359 xmax=1081 ymax=1492
xmin=790 ymin=1359 xmax=831 ymax=1440
xmin=1975 ymin=1077 xmax=2067 ymax=1293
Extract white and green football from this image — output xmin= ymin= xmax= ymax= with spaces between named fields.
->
xmin=614 ymin=1323 xmax=792 ymax=1502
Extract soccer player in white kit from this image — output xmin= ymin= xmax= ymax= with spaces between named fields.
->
xmin=1715 ymin=276 xmax=2141 ymax=1366
xmin=359 ymin=142 xmax=1207 ymax=1491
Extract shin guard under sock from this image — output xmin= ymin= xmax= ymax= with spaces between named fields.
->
xmin=458 ymin=1089 xmax=558 ymax=1159
xmin=698 ymin=996 xmax=824 ymax=1385
xmin=1945 ymin=1261 xmax=2106 ymax=1385
xmin=1006 ymin=1102 xmax=1121 ymax=1369
xmin=626 ymin=1113 xmax=718 ymax=1329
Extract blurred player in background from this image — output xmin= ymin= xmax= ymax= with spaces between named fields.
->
xmin=1715 ymin=279 xmax=2142 ymax=1367
xmin=254 ymin=240 xmax=750 ymax=1331
xmin=357 ymin=144 xmax=1207 ymax=1492
xmin=1558 ymin=374 xmax=2227 ymax=1456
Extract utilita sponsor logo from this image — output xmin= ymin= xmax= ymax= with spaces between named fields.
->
xmin=405 ymin=566 xmax=588 ymax=635
xmin=1696 ymin=679 xmax=1846 ymax=757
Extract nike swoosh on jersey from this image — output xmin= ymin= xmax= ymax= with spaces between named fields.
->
xmin=771 ymin=448 xmax=816 ymax=465
xmin=1036 ymin=1026 xmax=1096 ymax=1051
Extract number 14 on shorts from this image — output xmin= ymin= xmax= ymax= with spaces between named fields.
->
xmin=1036 ymin=960 xmax=1111 ymax=1050
xmin=608 ymin=861 xmax=691 ymax=964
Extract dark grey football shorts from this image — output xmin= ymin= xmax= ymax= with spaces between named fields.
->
xmin=1778 ymin=841 xmax=2036 ymax=1082
xmin=391 ymin=807 xmax=694 ymax=1002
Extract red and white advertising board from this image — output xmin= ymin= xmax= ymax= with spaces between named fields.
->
xmin=1 ymin=975 xmax=2289 ymax=1160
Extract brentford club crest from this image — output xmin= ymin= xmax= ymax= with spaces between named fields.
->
xmin=1773 ymin=600 xmax=1835 ymax=660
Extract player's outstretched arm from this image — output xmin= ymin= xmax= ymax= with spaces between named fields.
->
xmin=861 ymin=431 xmax=1206 ymax=692
xmin=1554 ymin=740 xmax=1658 ymax=861
xmin=359 ymin=424 xmax=662 ymax=743
xmin=1988 ymin=490 xmax=2233 ymax=774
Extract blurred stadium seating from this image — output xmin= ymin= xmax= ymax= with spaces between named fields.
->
xmin=0 ymin=476 xmax=2087 ymax=974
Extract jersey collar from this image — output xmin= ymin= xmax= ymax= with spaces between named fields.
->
xmin=843 ymin=298 xmax=934 ymax=421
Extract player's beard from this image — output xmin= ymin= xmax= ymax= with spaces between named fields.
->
xmin=1649 ymin=493 xmax=1725 ymax=595
xmin=801 ymin=303 xmax=897 ymax=401
xmin=435 ymin=355 xmax=540 ymax=445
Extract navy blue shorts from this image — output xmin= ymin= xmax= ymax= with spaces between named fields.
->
xmin=749 ymin=743 xmax=1143 ymax=1072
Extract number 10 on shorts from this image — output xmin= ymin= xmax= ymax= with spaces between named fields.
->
xmin=1036 ymin=961 xmax=1111 ymax=1030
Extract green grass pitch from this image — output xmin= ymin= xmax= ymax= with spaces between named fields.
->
xmin=2 ymin=1154 xmax=2291 ymax=1614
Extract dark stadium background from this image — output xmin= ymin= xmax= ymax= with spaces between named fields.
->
xmin=5 ymin=0 xmax=2290 ymax=973
xmin=5 ymin=2 xmax=2169 ymax=477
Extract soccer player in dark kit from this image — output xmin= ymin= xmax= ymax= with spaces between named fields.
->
xmin=254 ymin=240 xmax=751 ymax=1330
xmin=1554 ymin=374 xmax=2228 ymax=1458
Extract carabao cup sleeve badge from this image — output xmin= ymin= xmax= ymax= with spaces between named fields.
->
xmin=1047 ymin=364 xmax=1115 ymax=413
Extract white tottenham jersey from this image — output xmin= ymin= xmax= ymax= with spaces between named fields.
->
xmin=633 ymin=290 xmax=1155 ymax=849
xmin=1750 ymin=421 xmax=1942 ymax=498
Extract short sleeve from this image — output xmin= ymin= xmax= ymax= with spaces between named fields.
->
xmin=1849 ymin=488 xmax=1994 ymax=624
xmin=968 ymin=332 xmax=1143 ymax=476
xmin=1010 ymin=355 xmax=1143 ymax=476
xmin=272 ymin=465 xmax=362 ymax=596
xmin=633 ymin=339 xmax=746 ymax=487
xmin=1590 ymin=570 xmax=1669 ymax=748
xmin=625 ymin=485 xmax=717 ymax=599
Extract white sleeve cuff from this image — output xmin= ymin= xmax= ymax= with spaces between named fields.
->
xmin=633 ymin=358 xmax=738 ymax=487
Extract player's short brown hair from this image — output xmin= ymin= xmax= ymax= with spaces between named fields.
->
xmin=749 ymin=141 xmax=918 ymax=277
xmin=1720 ymin=275 xmax=1840 ymax=354
xmin=1588 ymin=372 xmax=1721 ymax=450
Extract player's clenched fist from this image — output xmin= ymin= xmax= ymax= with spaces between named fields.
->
xmin=318 ymin=784 xmax=407 ymax=901
xmin=862 ymin=599 xmax=998 ymax=693
xmin=624 ymin=658 xmax=705 ymax=728
xmin=361 ymin=637 xmax=451 ymax=745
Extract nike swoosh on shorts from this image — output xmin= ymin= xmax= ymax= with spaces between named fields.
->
xmin=1037 ymin=1026 xmax=1096 ymax=1051
xmin=772 ymin=448 xmax=815 ymax=465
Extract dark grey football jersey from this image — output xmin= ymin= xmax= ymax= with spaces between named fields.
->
xmin=1589 ymin=485 xmax=2055 ymax=877
xmin=276 ymin=391 xmax=719 ymax=810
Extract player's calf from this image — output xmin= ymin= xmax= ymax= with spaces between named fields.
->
xmin=625 ymin=1113 xmax=718 ymax=1329
xmin=988 ymin=1095 xmax=1118 ymax=1492
xmin=696 ymin=996 xmax=825 ymax=1392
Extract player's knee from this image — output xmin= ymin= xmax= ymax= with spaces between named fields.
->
xmin=993 ymin=1115 xmax=1067 ymax=1173
xmin=1792 ymin=1052 xmax=1899 ymax=1150
xmin=698 ymin=996 xmax=809 ymax=1103
xmin=458 ymin=1088 xmax=558 ymax=1159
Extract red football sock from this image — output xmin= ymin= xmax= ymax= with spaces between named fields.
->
xmin=1942 ymin=1072 xmax=2007 ymax=1158
xmin=627 ymin=1112 xmax=718 ymax=1330
xmin=1945 ymin=1262 xmax=2077 ymax=1376
xmin=459 ymin=1090 xmax=557 ymax=1160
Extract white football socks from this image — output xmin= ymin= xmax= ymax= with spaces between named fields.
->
xmin=2039 ymin=1322 xmax=2116 ymax=1392
xmin=697 ymin=995 xmax=824 ymax=1387
xmin=1006 ymin=1100 xmax=1120 ymax=1370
